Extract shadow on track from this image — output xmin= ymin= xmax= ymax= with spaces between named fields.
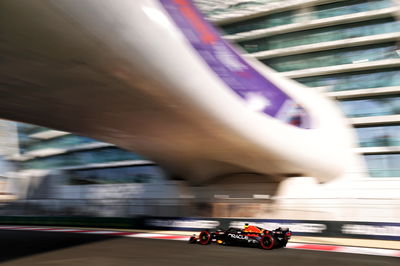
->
xmin=1 ymin=231 xmax=398 ymax=266
xmin=0 ymin=230 xmax=117 ymax=263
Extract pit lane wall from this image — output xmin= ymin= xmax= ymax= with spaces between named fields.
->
xmin=0 ymin=216 xmax=399 ymax=241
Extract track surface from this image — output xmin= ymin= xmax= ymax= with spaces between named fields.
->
xmin=0 ymin=230 xmax=398 ymax=266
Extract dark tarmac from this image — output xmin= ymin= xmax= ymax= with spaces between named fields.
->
xmin=0 ymin=230 xmax=398 ymax=266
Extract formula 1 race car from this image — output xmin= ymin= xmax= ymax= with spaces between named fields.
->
xmin=189 ymin=224 xmax=291 ymax=250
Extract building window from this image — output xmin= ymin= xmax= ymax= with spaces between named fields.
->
xmin=23 ymin=147 xmax=144 ymax=169
xmin=296 ymin=69 xmax=400 ymax=91
xmin=24 ymin=135 xmax=96 ymax=153
xmin=219 ymin=0 xmax=393 ymax=35
xmin=315 ymin=0 xmax=392 ymax=19
xmin=68 ymin=165 xmax=160 ymax=185
xmin=263 ymin=43 xmax=398 ymax=72
xmin=364 ymin=154 xmax=400 ymax=177
xmin=239 ymin=18 xmax=400 ymax=52
xmin=221 ymin=11 xmax=294 ymax=35
xmin=356 ymin=125 xmax=400 ymax=147
xmin=339 ymin=95 xmax=400 ymax=117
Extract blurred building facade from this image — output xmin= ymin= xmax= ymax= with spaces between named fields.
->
xmin=2 ymin=123 xmax=186 ymax=217
xmin=0 ymin=120 xmax=18 ymax=201
xmin=204 ymin=0 xmax=400 ymax=179
xmin=194 ymin=0 xmax=400 ymax=221
xmin=14 ymin=123 xmax=156 ymax=182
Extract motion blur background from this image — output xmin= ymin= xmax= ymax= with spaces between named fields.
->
xmin=0 ymin=0 xmax=399 ymax=228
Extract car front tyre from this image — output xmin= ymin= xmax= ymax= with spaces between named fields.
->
xmin=199 ymin=231 xmax=212 ymax=245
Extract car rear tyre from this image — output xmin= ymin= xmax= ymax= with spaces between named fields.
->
xmin=260 ymin=234 xmax=275 ymax=250
xmin=199 ymin=231 xmax=212 ymax=245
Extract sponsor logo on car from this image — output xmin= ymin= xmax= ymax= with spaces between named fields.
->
xmin=228 ymin=233 xmax=248 ymax=240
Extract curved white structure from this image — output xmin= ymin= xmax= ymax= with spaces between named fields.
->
xmin=0 ymin=0 xmax=366 ymax=183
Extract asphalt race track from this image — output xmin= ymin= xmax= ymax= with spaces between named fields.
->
xmin=0 ymin=230 xmax=398 ymax=266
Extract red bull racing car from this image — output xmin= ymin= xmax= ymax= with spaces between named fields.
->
xmin=189 ymin=224 xmax=291 ymax=250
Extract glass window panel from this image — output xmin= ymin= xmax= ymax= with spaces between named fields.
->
xmin=69 ymin=165 xmax=162 ymax=185
xmin=24 ymin=135 xmax=97 ymax=152
xmin=239 ymin=18 xmax=398 ymax=52
xmin=316 ymin=0 xmax=393 ymax=19
xmin=296 ymin=69 xmax=400 ymax=91
xmin=264 ymin=43 xmax=398 ymax=72
xmin=221 ymin=10 xmax=294 ymax=35
xmin=17 ymin=123 xmax=48 ymax=135
xmin=356 ymin=125 xmax=400 ymax=147
xmin=364 ymin=154 xmax=400 ymax=177
xmin=339 ymin=95 xmax=400 ymax=117
xmin=219 ymin=0 xmax=393 ymax=35
xmin=22 ymin=147 xmax=145 ymax=169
